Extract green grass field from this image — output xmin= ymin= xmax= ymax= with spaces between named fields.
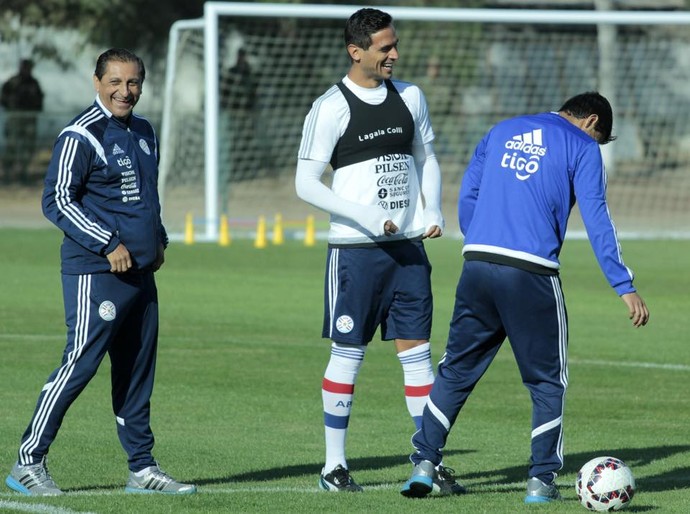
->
xmin=0 ymin=229 xmax=688 ymax=513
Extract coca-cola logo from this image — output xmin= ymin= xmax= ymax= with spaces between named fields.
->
xmin=376 ymin=173 xmax=408 ymax=187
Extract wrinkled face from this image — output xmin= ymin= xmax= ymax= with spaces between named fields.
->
xmin=93 ymin=60 xmax=142 ymax=119
xmin=349 ymin=25 xmax=399 ymax=87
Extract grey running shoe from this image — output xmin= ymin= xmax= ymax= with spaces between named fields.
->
xmin=319 ymin=465 xmax=363 ymax=492
xmin=524 ymin=477 xmax=562 ymax=503
xmin=400 ymin=459 xmax=435 ymax=498
xmin=125 ymin=464 xmax=197 ymax=494
xmin=433 ymin=465 xmax=467 ymax=496
xmin=5 ymin=459 xmax=63 ymax=496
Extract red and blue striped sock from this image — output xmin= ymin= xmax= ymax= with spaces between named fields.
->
xmin=398 ymin=342 xmax=434 ymax=430
xmin=322 ymin=342 xmax=365 ymax=472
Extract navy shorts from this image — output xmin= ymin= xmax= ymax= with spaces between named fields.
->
xmin=322 ymin=240 xmax=433 ymax=344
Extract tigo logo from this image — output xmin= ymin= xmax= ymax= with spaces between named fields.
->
xmin=501 ymin=129 xmax=547 ymax=181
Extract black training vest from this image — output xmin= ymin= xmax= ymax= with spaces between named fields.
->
xmin=330 ymin=80 xmax=415 ymax=170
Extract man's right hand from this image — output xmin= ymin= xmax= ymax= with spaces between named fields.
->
xmin=621 ymin=292 xmax=649 ymax=328
xmin=107 ymin=243 xmax=132 ymax=273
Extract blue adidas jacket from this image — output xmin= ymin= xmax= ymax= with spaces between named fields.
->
xmin=42 ymin=97 xmax=167 ymax=275
xmin=459 ymin=111 xmax=635 ymax=296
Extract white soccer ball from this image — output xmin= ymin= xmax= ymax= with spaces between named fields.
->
xmin=576 ymin=456 xmax=635 ymax=511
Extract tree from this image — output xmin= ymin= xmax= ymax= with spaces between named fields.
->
xmin=1 ymin=0 xmax=205 ymax=60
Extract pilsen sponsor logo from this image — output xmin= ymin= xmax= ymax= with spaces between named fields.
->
xmin=375 ymin=153 xmax=410 ymax=174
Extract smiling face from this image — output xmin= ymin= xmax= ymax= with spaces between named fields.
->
xmin=347 ymin=25 xmax=399 ymax=88
xmin=93 ymin=60 xmax=142 ymax=119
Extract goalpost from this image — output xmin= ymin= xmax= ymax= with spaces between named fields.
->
xmin=160 ymin=2 xmax=690 ymax=242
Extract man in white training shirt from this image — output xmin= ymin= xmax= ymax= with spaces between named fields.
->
xmin=296 ymin=7 xmax=463 ymax=495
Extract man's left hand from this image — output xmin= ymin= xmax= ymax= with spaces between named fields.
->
xmin=423 ymin=225 xmax=442 ymax=239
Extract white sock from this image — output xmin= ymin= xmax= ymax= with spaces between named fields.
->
xmin=134 ymin=466 xmax=154 ymax=477
xmin=397 ymin=342 xmax=434 ymax=430
xmin=322 ymin=342 xmax=365 ymax=472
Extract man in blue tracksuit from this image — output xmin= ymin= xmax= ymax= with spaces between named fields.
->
xmin=5 ymin=48 xmax=195 ymax=496
xmin=401 ymin=92 xmax=649 ymax=502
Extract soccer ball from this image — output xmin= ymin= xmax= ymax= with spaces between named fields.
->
xmin=576 ymin=456 xmax=635 ymax=511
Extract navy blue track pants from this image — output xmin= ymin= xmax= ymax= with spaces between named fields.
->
xmin=18 ymin=272 xmax=159 ymax=472
xmin=412 ymin=260 xmax=569 ymax=483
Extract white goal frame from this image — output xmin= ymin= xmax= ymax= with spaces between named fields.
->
xmin=160 ymin=2 xmax=690 ymax=242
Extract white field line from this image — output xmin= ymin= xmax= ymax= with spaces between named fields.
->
xmin=0 ymin=482 xmax=524 ymax=498
xmin=0 ymin=335 xmax=63 ymax=341
xmin=3 ymin=334 xmax=690 ymax=372
xmin=569 ymin=358 xmax=690 ymax=372
xmin=0 ymin=476 xmax=677 ymax=498
xmin=0 ymin=499 xmax=96 ymax=514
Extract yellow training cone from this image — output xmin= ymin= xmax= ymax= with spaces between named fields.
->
xmin=255 ymin=215 xmax=267 ymax=248
xmin=304 ymin=215 xmax=316 ymax=247
xmin=219 ymin=214 xmax=231 ymax=247
xmin=272 ymin=213 xmax=284 ymax=245
xmin=184 ymin=212 xmax=194 ymax=245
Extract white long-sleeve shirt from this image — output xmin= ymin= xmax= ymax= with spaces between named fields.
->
xmin=296 ymin=75 xmax=444 ymax=245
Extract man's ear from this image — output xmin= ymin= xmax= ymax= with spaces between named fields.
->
xmin=582 ymin=114 xmax=599 ymax=131
xmin=347 ymin=44 xmax=361 ymax=63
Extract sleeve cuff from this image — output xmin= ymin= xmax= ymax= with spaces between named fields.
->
xmin=103 ymin=234 xmax=121 ymax=256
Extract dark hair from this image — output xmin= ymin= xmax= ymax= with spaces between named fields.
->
xmin=558 ymin=91 xmax=615 ymax=144
xmin=94 ymin=48 xmax=146 ymax=83
xmin=344 ymin=8 xmax=393 ymax=50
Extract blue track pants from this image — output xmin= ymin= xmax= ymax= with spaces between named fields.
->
xmin=17 ymin=272 xmax=159 ymax=472
xmin=411 ymin=260 xmax=569 ymax=483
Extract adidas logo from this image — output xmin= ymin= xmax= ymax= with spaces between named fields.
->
xmin=112 ymin=143 xmax=125 ymax=155
xmin=504 ymin=129 xmax=546 ymax=156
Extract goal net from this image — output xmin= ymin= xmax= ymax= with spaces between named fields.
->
xmin=160 ymin=2 xmax=690 ymax=241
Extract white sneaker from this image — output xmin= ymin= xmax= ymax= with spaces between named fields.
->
xmin=125 ymin=463 xmax=196 ymax=494
xmin=524 ymin=477 xmax=562 ymax=503
xmin=400 ymin=459 xmax=435 ymax=498
xmin=433 ymin=465 xmax=467 ymax=496
xmin=5 ymin=458 xmax=63 ymax=496
xmin=318 ymin=465 xmax=363 ymax=492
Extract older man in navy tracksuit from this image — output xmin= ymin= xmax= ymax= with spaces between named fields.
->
xmin=5 ymin=48 xmax=195 ymax=497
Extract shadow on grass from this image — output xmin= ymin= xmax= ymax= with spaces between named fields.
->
xmin=190 ymin=444 xmax=690 ymax=494
xmin=67 ymin=452 xmax=470 ymax=493
xmin=458 ymin=445 xmax=690 ymax=496
xmin=72 ymin=444 xmax=690 ymax=496
xmin=194 ymin=448 xmax=472 ymax=486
